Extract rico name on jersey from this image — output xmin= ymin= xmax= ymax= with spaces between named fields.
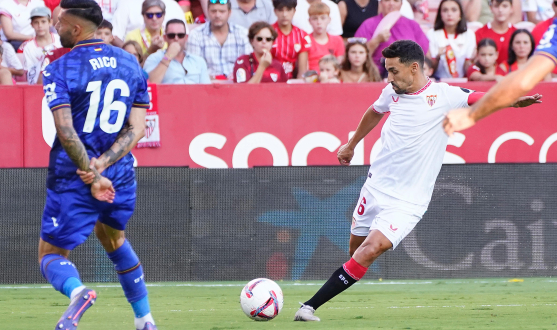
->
xmin=42 ymin=39 xmax=150 ymax=192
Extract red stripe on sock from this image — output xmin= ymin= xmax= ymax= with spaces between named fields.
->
xmin=343 ymin=258 xmax=368 ymax=281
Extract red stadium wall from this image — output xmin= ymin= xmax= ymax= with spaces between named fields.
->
xmin=2 ymin=82 xmax=557 ymax=168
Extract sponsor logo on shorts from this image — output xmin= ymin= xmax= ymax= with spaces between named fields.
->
xmin=389 ymin=224 xmax=398 ymax=232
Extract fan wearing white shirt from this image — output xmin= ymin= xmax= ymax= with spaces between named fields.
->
xmin=20 ymin=6 xmax=61 ymax=84
xmin=0 ymin=0 xmax=45 ymax=50
xmin=294 ymin=40 xmax=541 ymax=322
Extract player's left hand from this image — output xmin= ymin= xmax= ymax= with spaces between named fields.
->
xmin=91 ymin=176 xmax=116 ymax=203
xmin=512 ymin=93 xmax=543 ymax=108
xmin=443 ymin=108 xmax=476 ymax=136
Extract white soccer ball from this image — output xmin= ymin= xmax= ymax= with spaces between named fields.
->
xmin=240 ymin=278 xmax=284 ymax=321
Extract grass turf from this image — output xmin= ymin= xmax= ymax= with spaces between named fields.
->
xmin=1 ymin=278 xmax=556 ymax=329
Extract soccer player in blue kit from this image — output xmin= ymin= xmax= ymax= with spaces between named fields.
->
xmin=39 ymin=1 xmax=157 ymax=329
xmin=443 ymin=17 xmax=557 ymax=133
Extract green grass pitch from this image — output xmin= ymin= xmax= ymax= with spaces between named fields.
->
xmin=1 ymin=278 xmax=556 ymax=329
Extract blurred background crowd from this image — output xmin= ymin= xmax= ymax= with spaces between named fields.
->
xmin=0 ymin=0 xmax=554 ymax=86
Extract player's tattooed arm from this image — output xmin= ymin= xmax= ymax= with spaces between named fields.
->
xmin=97 ymin=107 xmax=146 ymax=171
xmin=53 ymin=107 xmax=102 ymax=183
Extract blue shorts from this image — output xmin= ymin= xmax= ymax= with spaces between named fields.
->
xmin=41 ymin=182 xmax=136 ymax=250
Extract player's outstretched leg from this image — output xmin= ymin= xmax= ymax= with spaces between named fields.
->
xmin=95 ymin=223 xmax=156 ymax=330
xmin=294 ymin=230 xmax=391 ymax=321
xmin=39 ymin=241 xmax=96 ymax=330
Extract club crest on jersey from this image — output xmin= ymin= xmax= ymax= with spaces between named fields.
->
xmin=426 ymin=95 xmax=437 ymax=107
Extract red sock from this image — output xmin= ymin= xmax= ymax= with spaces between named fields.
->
xmin=342 ymin=258 xmax=368 ymax=281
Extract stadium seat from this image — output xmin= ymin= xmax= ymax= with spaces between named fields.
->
xmin=514 ymin=21 xmax=536 ymax=32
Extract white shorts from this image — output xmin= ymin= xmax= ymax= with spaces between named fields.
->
xmin=351 ymin=185 xmax=427 ymax=249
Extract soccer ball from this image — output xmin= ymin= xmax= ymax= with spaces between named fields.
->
xmin=240 ymin=278 xmax=284 ymax=321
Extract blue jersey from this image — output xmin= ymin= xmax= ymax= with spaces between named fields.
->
xmin=43 ymin=39 xmax=150 ymax=191
xmin=536 ymin=18 xmax=557 ymax=65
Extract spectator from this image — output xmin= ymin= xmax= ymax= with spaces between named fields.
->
xmin=339 ymin=38 xmax=381 ymax=82
xmin=0 ymin=45 xmax=14 ymax=85
xmin=36 ymin=46 xmax=70 ymax=85
xmin=123 ymin=40 xmax=150 ymax=79
xmin=467 ymin=37 xmax=506 ymax=80
xmin=523 ymin=0 xmax=554 ymax=24
xmin=188 ymin=0 xmax=252 ymax=79
xmin=271 ymin=0 xmax=310 ymax=78
xmin=427 ymin=0 xmax=476 ymax=79
xmin=307 ymin=2 xmax=344 ymax=72
xmin=95 ymin=20 xmax=115 ymax=45
xmin=233 ymin=21 xmax=287 ymax=82
xmin=145 ymin=19 xmax=211 ymax=84
xmin=500 ymin=29 xmax=551 ymax=79
xmin=318 ymin=54 xmax=340 ymax=82
xmin=423 ymin=56 xmax=435 ymax=78
xmin=474 ymin=0 xmax=516 ymax=65
xmin=0 ymin=40 xmax=24 ymax=78
xmin=354 ymin=0 xmax=429 ymax=76
xmin=111 ymin=0 xmax=186 ymax=47
xmin=21 ymin=7 xmax=62 ymax=84
xmin=94 ymin=0 xmax=121 ymax=23
xmin=0 ymin=0 xmax=44 ymax=50
xmin=531 ymin=1 xmax=557 ymax=45
xmin=461 ymin=0 xmax=521 ymax=24
xmin=125 ymin=0 xmax=167 ymax=57
xmin=229 ymin=0 xmax=277 ymax=29
xmin=293 ymin=0 xmax=343 ymax=35
xmin=339 ymin=0 xmax=378 ymax=39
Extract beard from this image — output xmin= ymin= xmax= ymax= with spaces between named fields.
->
xmin=391 ymin=82 xmax=406 ymax=94
xmin=59 ymin=31 xmax=76 ymax=48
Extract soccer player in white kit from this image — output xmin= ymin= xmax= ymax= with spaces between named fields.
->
xmin=294 ymin=40 xmax=541 ymax=322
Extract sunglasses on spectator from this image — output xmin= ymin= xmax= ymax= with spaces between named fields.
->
xmin=255 ymin=36 xmax=274 ymax=42
xmin=167 ymin=33 xmax=187 ymax=39
xmin=145 ymin=12 xmax=164 ymax=19
xmin=209 ymin=0 xmax=229 ymax=4
xmin=347 ymin=37 xmax=368 ymax=44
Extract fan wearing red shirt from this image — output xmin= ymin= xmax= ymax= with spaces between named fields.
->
xmin=233 ymin=21 xmax=288 ymax=83
xmin=307 ymin=2 xmax=344 ymax=72
xmin=271 ymin=0 xmax=311 ymax=78
xmin=467 ymin=38 xmax=506 ymax=80
xmin=475 ymin=0 xmax=516 ymax=65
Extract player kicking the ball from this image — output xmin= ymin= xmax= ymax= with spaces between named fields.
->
xmin=39 ymin=1 xmax=156 ymax=329
xmin=294 ymin=40 xmax=542 ymax=322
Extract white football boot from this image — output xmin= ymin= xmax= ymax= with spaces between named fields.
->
xmin=294 ymin=304 xmax=320 ymax=321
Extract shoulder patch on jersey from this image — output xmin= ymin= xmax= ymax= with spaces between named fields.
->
xmin=236 ymin=68 xmax=247 ymax=83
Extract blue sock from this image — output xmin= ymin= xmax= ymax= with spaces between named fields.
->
xmin=107 ymin=240 xmax=150 ymax=318
xmin=40 ymin=254 xmax=83 ymax=299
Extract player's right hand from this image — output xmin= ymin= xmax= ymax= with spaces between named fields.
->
xmin=337 ymin=143 xmax=354 ymax=166
xmin=77 ymin=158 xmax=104 ymax=184
xmin=91 ymin=176 xmax=116 ymax=203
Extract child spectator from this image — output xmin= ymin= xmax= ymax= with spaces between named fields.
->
xmin=427 ymin=0 xmax=476 ymax=79
xmin=122 ymin=40 xmax=149 ymax=79
xmin=0 ymin=0 xmax=44 ymax=50
xmin=0 ymin=45 xmax=14 ymax=85
xmin=293 ymin=0 xmax=343 ymax=36
xmin=318 ymin=54 xmax=340 ymax=83
xmin=233 ymin=21 xmax=288 ymax=83
xmin=271 ymin=0 xmax=311 ymax=78
xmin=500 ymin=29 xmax=551 ymax=79
xmin=467 ymin=38 xmax=506 ymax=81
xmin=20 ymin=7 xmax=62 ymax=84
xmin=125 ymin=0 xmax=167 ymax=56
xmin=339 ymin=38 xmax=381 ymax=82
xmin=307 ymin=2 xmax=344 ymax=72
xmin=475 ymin=0 xmax=516 ymax=65
xmin=338 ymin=0 xmax=378 ymax=39
xmin=95 ymin=20 xmax=114 ymax=45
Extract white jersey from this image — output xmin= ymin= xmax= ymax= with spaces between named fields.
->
xmin=0 ymin=0 xmax=44 ymax=41
xmin=95 ymin=0 xmax=120 ymax=22
xmin=20 ymin=33 xmax=61 ymax=84
xmin=367 ymin=79 xmax=471 ymax=206
xmin=427 ymin=29 xmax=476 ymax=78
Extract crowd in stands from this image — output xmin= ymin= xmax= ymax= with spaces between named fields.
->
xmin=0 ymin=0 xmax=555 ymax=85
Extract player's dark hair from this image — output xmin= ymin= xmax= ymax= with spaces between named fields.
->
xmin=97 ymin=19 xmax=112 ymax=31
xmin=273 ymin=0 xmax=297 ymax=10
xmin=60 ymin=0 xmax=103 ymax=27
xmin=424 ymin=56 xmax=433 ymax=69
xmin=434 ymin=0 xmax=467 ymax=34
xmin=382 ymin=40 xmax=425 ymax=68
xmin=489 ymin=0 xmax=512 ymax=6
xmin=248 ymin=21 xmax=278 ymax=41
xmin=507 ymin=29 xmax=534 ymax=66
xmin=165 ymin=19 xmax=186 ymax=32
xmin=475 ymin=38 xmax=498 ymax=74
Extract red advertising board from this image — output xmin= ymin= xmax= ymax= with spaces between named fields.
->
xmin=2 ymin=82 xmax=557 ymax=168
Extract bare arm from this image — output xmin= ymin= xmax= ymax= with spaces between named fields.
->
xmin=112 ymin=36 xmax=125 ymax=48
xmin=297 ymin=51 xmax=309 ymax=78
xmin=8 ymin=67 xmax=24 ymax=76
xmin=468 ymin=71 xmax=499 ymax=81
xmin=462 ymin=0 xmax=481 ymax=22
xmin=147 ymin=58 xmax=171 ymax=84
xmin=248 ymin=65 xmax=266 ymax=84
xmin=0 ymin=15 xmax=32 ymax=41
xmin=525 ymin=11 xmax=540 ymax=24
xmin=338 ymin=1 xmax=347 ymax=25
xmin=338 ymin=106 xmax=384 ymax=165
xmin=510 ymin=0 xmax=522 ymax=23
xmin=95 ymin=107 xmax=146 ymax=172
xmin=0 ymin=67 xmax=13 ymax=85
